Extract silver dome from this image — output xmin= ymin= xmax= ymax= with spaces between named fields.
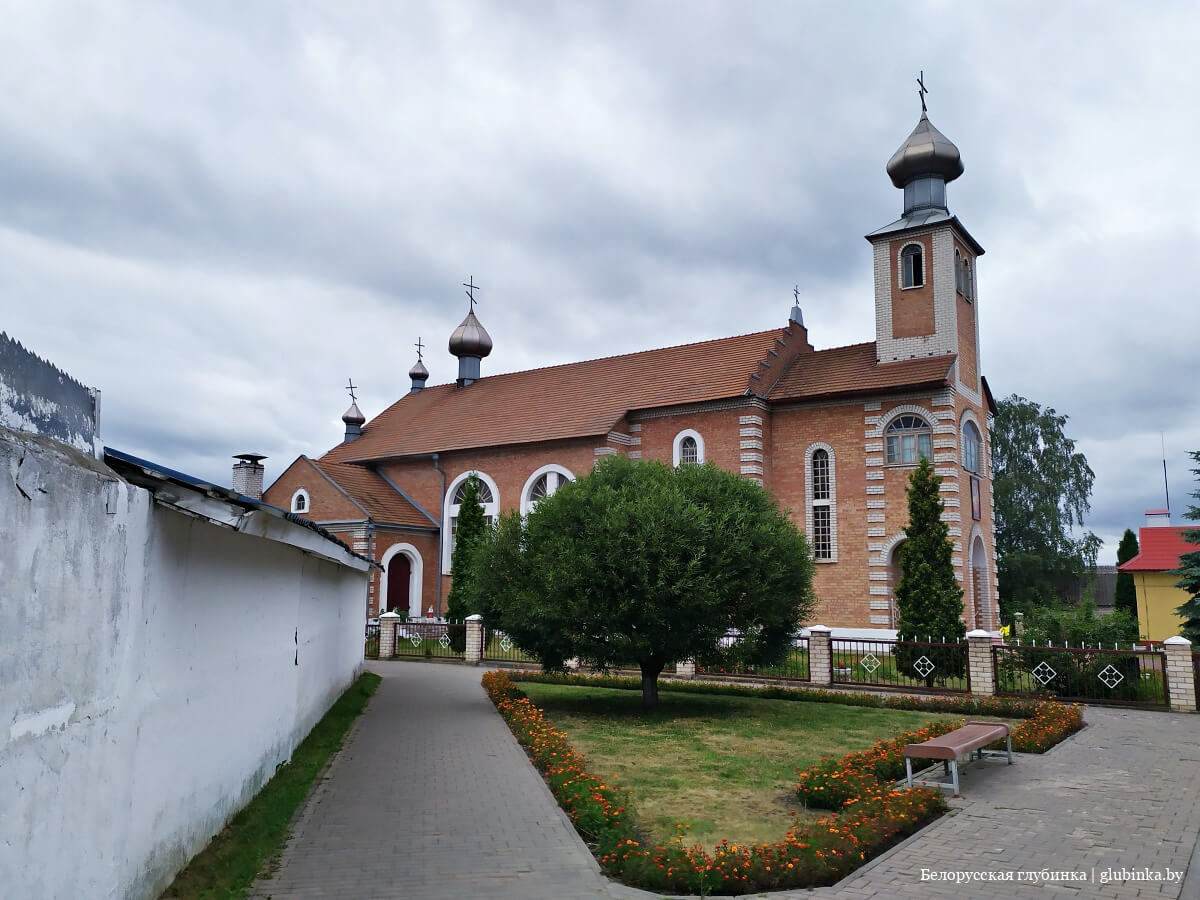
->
xmin=341 ymin=401 xmax=366 ymax=426
xmin=408 ymin=358 xmax=429 ymax=379
xmin=448 ymin=311 xmax=493 ymax=358
xmin=886 ymin=112 xmax=964 ymax=189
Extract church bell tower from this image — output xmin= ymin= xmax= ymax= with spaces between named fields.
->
xmin=867 ymin=85 xmax=985 ymax=400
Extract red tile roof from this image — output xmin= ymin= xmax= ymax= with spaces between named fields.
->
xmin=1118 ymin=526 xmax=1200 ymax=572
xmin=332 ymin=328 xmax=797 ymax=462
xmin=311 ymin=459 xmax=436 ymax=528
xmin=767 ymin=342 xmax=955 ymax=401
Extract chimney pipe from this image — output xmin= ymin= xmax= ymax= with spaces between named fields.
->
xmin=232 ymin=453 xmax=267 ymax=499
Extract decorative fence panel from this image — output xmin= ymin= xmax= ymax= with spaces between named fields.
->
xmin=1193 ymin=652 xmax=1199 ymax=708
xmin=696 ymin=636 xmax=810 ymax=682
xmin=391 ymin=621 xmax=466 ymax=660
xmin=482 ymin=628 xmax=538 ymax=665
xmin=831 ymin=638 xmax=970 ymax=693
xmin=992 ymin=644 xmax=1168 ymax=708
xmin=364 ymin=623 xmax=380 ymax=659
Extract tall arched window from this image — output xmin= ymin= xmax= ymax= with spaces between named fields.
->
xmin=442 ymin=471 xmax=499 ymax=572
xmin=954 ymin=249 xmax=964 ymax=294
xmin=805 ymin=443 xmax=837 ymax=561
xmin=901 ymin=243 xmax=924 ymax=288
xmin=885 ymin=415 xmax=932 ymax=464
xmin=961 ymin=259 xmax=973 ymax=301
xmin=290 ymin=488 xmax=309 ymax=514
xmin=520 ymin=464 xmax=575 ymax=514
xmin=672 ymin=429 xmax=705 ymax=466
xmin=962 ymin=420 xmax=982 ymax=473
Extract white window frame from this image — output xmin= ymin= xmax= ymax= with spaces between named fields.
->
xmin=899 ymin=242 xmax=924 ymax=289
xmin=961 ymin=418 xmax=983 ymax=474
xmin=672 ymin=429 xmax=705 ymax=467
xmin=883 ymin=414 xmax=933 ymax=465
xmin=442 ymin=470 xmax=500 ymax=574
xmin=290 ymin=488 xmax=310 ymax=514
xmin=804 ymin=442 xmax=837 ymax=562
xmin=520 ymin=464 xmax=575 ymax=515
xmin=379 ymin=542 xmax=424 ymax=619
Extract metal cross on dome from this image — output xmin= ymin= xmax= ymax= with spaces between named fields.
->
xmin=414 ymin=336 xmax=425 ymax=361
xmin=345 ymin=378 xmax=358 ymax=403
xmin=793 ymin=284 xmax=800 ymax=304
xmin=463 ymin=276 xmax=481 ymax=312
xmin=917 ymin=70 xmax=928 ymax=113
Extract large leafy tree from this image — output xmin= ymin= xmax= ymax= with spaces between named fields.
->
xmin=895 ymin=458 xmax=966 ymax=683
xmin=472 ymin=456 xmax=816 ymax=708
xmin=1173 ymin=451 xmax=1200 ymax=640
xmin=992 ymin=395 xmax=1101 ymax=618
xmin=445 ymin=474 xmax=487 ymax=648
xmin=1114 ymin=528 xmax=1140 ymax=618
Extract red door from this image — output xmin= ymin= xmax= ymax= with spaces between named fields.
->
xmin=387 ymin=554 xmax=411 ymax=616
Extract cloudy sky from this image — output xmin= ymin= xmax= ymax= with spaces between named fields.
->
xmin=3 ymin=2 xmax=1198 ymax=563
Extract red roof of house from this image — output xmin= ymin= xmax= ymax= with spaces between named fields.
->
xmin=1118 ymin=526 xmax=1200 ymax=572
xmin=328 ymin=328 xmax=958 ymax=463
xmin=309 ymin=457 xmax=436 ymax=528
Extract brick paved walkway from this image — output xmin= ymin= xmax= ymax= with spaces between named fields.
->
xmin=251 ymin=661 xmax=654 ymax=900
xmin=255 ymin=663 xmax=1200 ymax=899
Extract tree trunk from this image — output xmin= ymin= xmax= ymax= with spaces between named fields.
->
xmin=640 ymin=661 xmax=663 ymax=710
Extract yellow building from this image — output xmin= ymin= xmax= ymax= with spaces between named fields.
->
xmin=1118 ymin=511 xmax=1198 ymax=641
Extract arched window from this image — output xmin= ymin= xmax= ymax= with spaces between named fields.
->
xmin=962 ymin=420 xmax=982 ymax=473
xmin=672 ymin=429 xmax=705 ymax=466
xmin=290 ymin=488 xmax=309 ymax=514
xmin=885 ymin=415 xmax=932 ymax=464
xmin=901 ymin=243 xmax=924 ymax=288
xmin=442 ymin=471 xmax=499 ymax=572
xmin=962 ymin=259 xmax=973 ymax=301
xmin=954 ymin=249 xmax=963 ymax=294
xmin=520 ymin=464 xmax=575 ymax=515
xmin=805 ymin=443 xmax=837 ymax=562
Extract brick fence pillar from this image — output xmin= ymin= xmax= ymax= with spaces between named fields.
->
xmin=675 ymin=659 xmax=696 ymax=679
xmin=465 ymin=614 xmax=484 ymax=665
xmin=379 ymin=611 xmax=401 ymax=659
xmin=1164 ymin=636 xmax=1196 ymax=712
xmin=808 ymin=626 xmax=832 ymax=686
xmin=966 ymin=629 xmax=996 ymax=696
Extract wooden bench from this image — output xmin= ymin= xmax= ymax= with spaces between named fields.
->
xmin=903 ymin=721 xmax=1012 ymax=797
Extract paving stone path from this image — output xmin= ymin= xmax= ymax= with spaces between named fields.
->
xmin=254 ymin=661 xmax=1200 ymax=899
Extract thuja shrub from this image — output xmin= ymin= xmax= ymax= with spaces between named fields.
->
xmin=483 ymin=671 xmax=953 ymax=895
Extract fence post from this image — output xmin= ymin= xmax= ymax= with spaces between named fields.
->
xmin=1163 ymin=636 xmax=1196 ymax=712
xmin=808 ymin=626 xmax=832 ymax=686
xmin=379 ymin=611 xmax=401 ymax=659
xmin=966 ymin=629 xmax=995 ymax=696
xmin=465 ymin=614 xmax=484 ymax=665
xmin=675 ymin=659 xmax=696 ymax=679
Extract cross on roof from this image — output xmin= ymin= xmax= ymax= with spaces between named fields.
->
xmin=346 ymin=378 xmax=358 ymax=403
xmin=463 ymin=275 xmax=480 ymax=312
xmin=793 ymin=284 xmax=801 ymax=304
xmin=917 ymin=70 xmax=928 ymax=113
xmin=414 ymin=337 xmax=425 ymax=361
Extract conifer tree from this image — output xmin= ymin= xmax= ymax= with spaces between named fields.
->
xmin=1114 ymin=528 xmax=1139 ymax=618
xmin=1173 ymin=451 xmax=1200 ymax=640
xmin=446 ymin=474 xmax=487 ymax=648
xmin=896 ymin=458 xmax=966 ymax=683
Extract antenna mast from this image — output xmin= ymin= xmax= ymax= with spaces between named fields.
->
xmin=1161 ymin=432 xmax=1171 ymax=514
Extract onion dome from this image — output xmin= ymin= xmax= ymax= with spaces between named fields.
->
xmin=408 ymin=358 xmax=429 ymax=380
xmin=448 ymin=310 xmax=493 ymax=358
xmin=341 ymin=401 xmax=366 ymax=427
xmin=886 ymin=112 xmax=964 ymax=188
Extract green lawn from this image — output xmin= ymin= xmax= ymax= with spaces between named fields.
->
xmin=518 ymin=682 xmax=969 ymax=848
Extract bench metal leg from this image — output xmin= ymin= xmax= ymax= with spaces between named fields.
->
xmin=906 ymin=757 xmax=913 ymax=788
xmin=951 ymin=759 xmax=960 ymax=796
xmin=1006 ymin=734 xmax=1012 ymax=764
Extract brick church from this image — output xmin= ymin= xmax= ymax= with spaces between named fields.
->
xmin=263 ymin=106 xmax=999 ymax=633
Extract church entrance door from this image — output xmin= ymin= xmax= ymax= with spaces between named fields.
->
xmin=387 ymin=554 xmax=411 ymax=616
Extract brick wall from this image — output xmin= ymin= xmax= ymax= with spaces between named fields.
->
xmin=262 ymin=457 xmax=363 ymax=521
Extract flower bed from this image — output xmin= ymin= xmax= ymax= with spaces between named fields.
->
xmin=484 ymin=670 xmax=973 ymax=895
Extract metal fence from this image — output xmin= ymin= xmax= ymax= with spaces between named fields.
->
xmin=1193 ymin=653 xmax=1200 ymax=708
xmin=992 ymin=643 xmax=1168 ymax=707
xmin=482 ymin=628 xmax=538 ymax=664
xmin=696 ymin=637 xmax=810 ymax=682
xmin=831 ymin=638 xmax=970 ymax=693
xmin=365 ymin=623 xmax=380 ymax=659
xmin=390 ymin=621 xmax=467 ymax=660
